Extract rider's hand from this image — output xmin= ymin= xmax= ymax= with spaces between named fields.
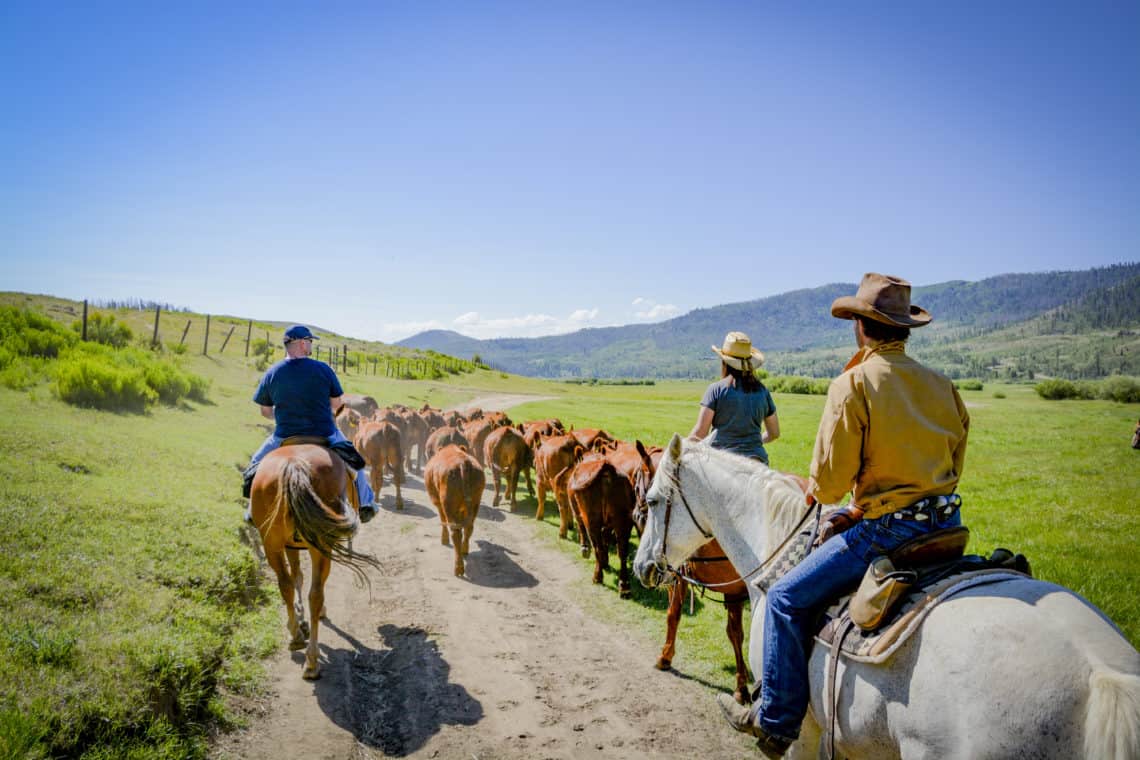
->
xmin=813 ymin=505 xmax=863 ymax=547
xmin=805 ymin=491 xmax=817 ymax=508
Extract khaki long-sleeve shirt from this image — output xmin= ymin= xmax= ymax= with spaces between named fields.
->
xmin=809 ymin=341 xmax=969 ymax=519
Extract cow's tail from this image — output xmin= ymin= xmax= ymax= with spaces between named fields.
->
xmin=1084 ymin=666 xmax=1140 ymax=760
xmin=280 ymin=459 xmax=382 ymax=585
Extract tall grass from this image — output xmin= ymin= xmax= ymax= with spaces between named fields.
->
xmin=0 ymin=325 xmax=1136 ymax=757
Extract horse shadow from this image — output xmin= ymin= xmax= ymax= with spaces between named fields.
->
xmin=377 ymin=495 xmax=435 ymax=519
xmin=313 ymin=620 xmax=483 ymax=755
xmin=463 ymin=539 xmax=538 ymax=589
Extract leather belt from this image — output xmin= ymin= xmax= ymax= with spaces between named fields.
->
xmin=884 ymin=493 xmax=961 ymax=522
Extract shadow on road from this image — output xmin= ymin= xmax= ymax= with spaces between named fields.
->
xmin=464 ymin=539 xmax=539 ymax=589
xmin=313 ymin=620 xmax=483 ymax=755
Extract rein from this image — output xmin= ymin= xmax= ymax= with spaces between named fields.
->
xmin=657 ymin=455 xmax=820 ymax=591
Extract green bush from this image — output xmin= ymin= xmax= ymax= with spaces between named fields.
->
xmin=769 ymin=375 xmax=829 ymax=395
xmin=993 ymin=391 xmax=1006 ymax=399
xmin=955 ymin=379 xmax=984 ymax=391
xmin=144 ymin=363 xmax=192 ymax=404
xmin=1035 ymin=378 xmax=1078 ymax=400
xmin=0 ymin=306 xmax=77 ymax=359
xmin=54 ymin=355 xmax=156 ymax=411
xmin=73 ymin=313 xmax=133 ymax=348
xmin=1098 ymin=376 xmax=1140 ymax=403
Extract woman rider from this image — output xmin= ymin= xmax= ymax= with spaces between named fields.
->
xmin=689 ymin=331 xmax=780 ymax=463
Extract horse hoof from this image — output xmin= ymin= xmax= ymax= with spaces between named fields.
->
xmin=302 ymin=664 xmax=321 ymax=680
xmin=655 ymin=657 xmax=671 ymax=671
xmin=580 ymin=547 xmax=590 ymax=558
xmin=619 ymin=587 xmax=632 ymax=599
xmin=289 ymin=637 xmax=307 ymax=651
xmin=299 ymin=620 xmax=311 ymax=638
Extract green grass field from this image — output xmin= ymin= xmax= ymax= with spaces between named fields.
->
xmin=1 ymin=347 xmax=1137 ymax=758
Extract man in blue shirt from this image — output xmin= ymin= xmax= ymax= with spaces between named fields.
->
xmin=243 ymin=325 xmax=375 ymax=521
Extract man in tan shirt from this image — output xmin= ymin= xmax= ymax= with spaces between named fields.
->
xmin=719 ymin=273 xmax=969 ymax=757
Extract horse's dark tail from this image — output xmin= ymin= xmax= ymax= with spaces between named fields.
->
xmin=276 ymin=458 xmax=382 ymax=585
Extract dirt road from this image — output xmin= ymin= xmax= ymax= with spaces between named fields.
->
xmin=211 ymin=396 xmax=755 ymax=759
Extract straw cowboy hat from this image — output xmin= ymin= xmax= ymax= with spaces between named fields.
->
xmin=830 ymin=273 xmax=932 ymax=328
xmin=711 ymin=331 xmax=765 ymax=371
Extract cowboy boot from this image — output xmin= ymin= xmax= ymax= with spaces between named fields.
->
xmin=716 ymin=693 xmax=791 ymax=758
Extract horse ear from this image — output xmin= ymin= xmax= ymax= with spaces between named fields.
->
xmin=635 ymin=439 xmax=653 ymax=467
xmin=668 ymin=432 xmax=683 ymax=461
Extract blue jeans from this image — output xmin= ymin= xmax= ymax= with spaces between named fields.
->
xmin=250 ymin=430 xmax=374 ymax=507
xmin=753 ymin=508 xmax=962 ymax=741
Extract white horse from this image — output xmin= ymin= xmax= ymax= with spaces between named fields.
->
xmin=633 ymin=434 xmax=1140 ymax=759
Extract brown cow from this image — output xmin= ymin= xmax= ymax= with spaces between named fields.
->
xmin=442 ymin=410 xmax=464 ymax=427
xmin=568 ymin=456 xmax=637 ymax=597
xmin=335 ymin=405 xmax=363 ymax=441
xmin=570 ymin=427 xmax=615 ymax=452
xmin=354 ymin=420 xmax=404 ymax=509
xmin=462 ymin=418 xmax=497 ymax=468
xmin=419 ymin=408 xmax=446 ymax=435
xmin=482 ymin=410 xmax=512 ymax=428
xmin=373 ymin=406 xmax=405 ymax=434
xmin=399 ymin=409 xmax=429 ymax=473
xmin=423 ymin=445 xmax=485 ymax=576
xmin=1133 ymin=418 xmax=1140 ymax=450
xmin=425 ymin=425 xmax=469 ymax=461
xmin=483 ymin=426 xmax=533 ymax=510
xmin=341 ymin=393 xmax=379 ymax=417
xmin=533 ymin=434 xmax=585 ymax=539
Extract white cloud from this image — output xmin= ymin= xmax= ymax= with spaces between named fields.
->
xmin=568 ymin=308 xmax=599 ymax=322
xmin=443 ymin=308 xmax=604 ymax=339
xmin=632 ymin=298 xmax=680 ymax=321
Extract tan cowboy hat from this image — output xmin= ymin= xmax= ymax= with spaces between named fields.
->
xmin=830 ymin=273 xmax=932 ymax=327
xmin=711 ymin=331 xmax=765 ymax=370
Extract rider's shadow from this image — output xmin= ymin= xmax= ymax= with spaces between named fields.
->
xmin=378 ymin=495 xmax=435 ymax=519
xmin=314 ymin=620 xmax=482 ymax=755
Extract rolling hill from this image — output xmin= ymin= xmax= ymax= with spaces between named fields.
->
xmin=398 ymin=264 xmax=1140 ymax=380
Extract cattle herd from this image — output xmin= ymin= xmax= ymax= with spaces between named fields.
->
xmin=334 ymin=393 xmax=751 ymax=699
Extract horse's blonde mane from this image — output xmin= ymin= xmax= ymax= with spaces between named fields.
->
xmin=682 ymin=441 xmax=809 ymax=552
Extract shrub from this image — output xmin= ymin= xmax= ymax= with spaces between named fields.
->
xmin=73 ymin=313 xmax=133 ymax=348
xmin=1035 ymin=379 xmax=1078 ymax=400
xmin=769 ymin=375 xmax=829 ymax=395
xmin=0 ymin=306 xmax=77 ymax=359
xmin=955 ymin=379 xmax=984 ymax=391
xmin=993 ymin=391 xmax=1006 ymax=399
xmin=54 ymin=355 xmax=156 ymax=411
xmin=1098 ymin=376 xmax=1140 ymax=403
xmin=144 ymin=363 xmax=192 ymax=405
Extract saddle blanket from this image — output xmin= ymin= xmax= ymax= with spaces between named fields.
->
xmin=816 ymin=569 xmax=1030 ymax=664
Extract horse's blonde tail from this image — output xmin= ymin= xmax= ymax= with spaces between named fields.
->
xmin=1085 ymin=667 xmax=1140 ymax=759
xmin=281 ymin=459 xmax=382 ymax=586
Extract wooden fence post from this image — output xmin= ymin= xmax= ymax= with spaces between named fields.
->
xmin=245 ymin=320 xmax=252 ymax=357
xmin=220 ymin=324 xmax=237 ymax=352
xmin=179 ymin=320 xmax=192 ymax=347
xmin=342 ymin=344 xmax=348 ymax=374
xmin=81 ymin=300 xmax=88 ymax=341
xmin=203 ymin=315 xmax=210 ymax=355
xmin=151 ymin=305 xmax=160 ymax=347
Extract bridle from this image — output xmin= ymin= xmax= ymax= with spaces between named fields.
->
xmin=646 ymin=452 xmax=819 ymax=590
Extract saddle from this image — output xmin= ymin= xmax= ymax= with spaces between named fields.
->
xmin=241 ymin=438 xmax=366 ymax=497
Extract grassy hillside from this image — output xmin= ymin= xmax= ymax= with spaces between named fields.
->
xmin=2 ymin=294 xmax=1138 ymax=758
xmin=399 ymin=263 xmax=1140 ymax=379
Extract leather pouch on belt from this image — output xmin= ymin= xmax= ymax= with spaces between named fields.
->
xmin=850 ymin=556 xmax=918 ymax=631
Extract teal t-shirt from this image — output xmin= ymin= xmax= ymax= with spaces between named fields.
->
xmin=700 ymin=376 xmax=776 ymax=463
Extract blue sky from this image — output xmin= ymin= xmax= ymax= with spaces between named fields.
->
xmin=2 ymin=1 xmax=1137 ymax=342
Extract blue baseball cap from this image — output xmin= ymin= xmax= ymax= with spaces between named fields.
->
xmin=283 ymin=324 xmax=319 ymax=344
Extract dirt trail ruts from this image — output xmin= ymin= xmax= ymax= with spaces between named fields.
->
xmin=211 ymin=396 xmax=755 ymax=759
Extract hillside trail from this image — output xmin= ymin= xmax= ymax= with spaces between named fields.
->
xmin=210 ymin=396 xmax=756 ymax=760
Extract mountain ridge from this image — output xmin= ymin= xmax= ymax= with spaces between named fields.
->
xmin=397 ymin=264 xmax=1140 ymax=380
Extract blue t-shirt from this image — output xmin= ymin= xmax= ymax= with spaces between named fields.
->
xmin=700 ymin=376 xmax=777 ymax=463
xmin=253 ymin=357 xmax=344 ymax=439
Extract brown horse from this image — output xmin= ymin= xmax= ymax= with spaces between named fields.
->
xmin=1132 ymin=418 xmax=1140 ymax=450
xmin=250 ymin=444 xmax=381 ymax=680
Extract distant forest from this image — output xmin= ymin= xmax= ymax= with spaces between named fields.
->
xmin=400 ymin=264 xmax=1140 ymax=381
